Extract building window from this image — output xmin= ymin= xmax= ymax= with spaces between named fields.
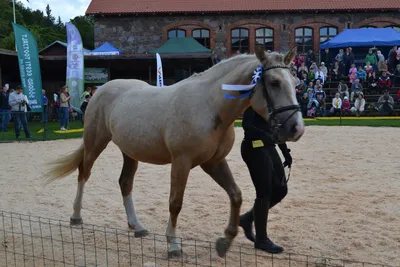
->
xmin=295 ymin=27 xmax=313 ymax=53
xmin=320 ymin=27 xmax=338 ymax=44
xmin=192 ymin=28 xmax=210 ymax=48
xmin=168 ymin=29 xmax=186 ymax=38
xmin=385 ymin=25 xmax=400 ymax=32
xmin=256 ymin=27 xmax=274 ymax=51
xmin=360 ymin=25 xmax=377 ymax=29
xmin=231 ymin=28 xmax=249 ymax=54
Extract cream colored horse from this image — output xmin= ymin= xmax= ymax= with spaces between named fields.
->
xmin=44 ymin=45 xmax=304 ymax=258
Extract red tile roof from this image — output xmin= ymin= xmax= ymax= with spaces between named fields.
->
xmin=86 ymin=0 xmax=398 ymax=15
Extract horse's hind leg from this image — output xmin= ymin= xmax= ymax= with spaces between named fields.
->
xmin=119 ymin=152 xmax=148 ymax=237
xmin=166 ymin=156 xmax=191 ymax=258
xmin=70 ymin=135 xmax=111 ymax=225
xmin=200 ymin=158 xmax=242 ymax=258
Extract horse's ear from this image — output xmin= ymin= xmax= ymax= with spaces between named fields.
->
xmin=284 ymin=46 xmax=298 ymax=65
xmin=255 ymin=44 xmax=266 ymax=62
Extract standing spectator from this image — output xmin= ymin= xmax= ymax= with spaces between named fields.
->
xmin=306 ymin=50 xmax=316 ymax=68
xmin=376 ymin=90 xmax=394 ymax=115
xmin=365 ymin=49 xmax=377 ymax=70
xmin=350 ymin=79 xmax=363 ymax=102
xmin=321 ymin=48 xmax=332 ymax=67
xmin=41 ymin=89 xmax=48 ymax=123
xmin=343 ymin=48 xmax=354 ymax=74
xmin=8 ymin=85 xmax=30 ymax=139
xmin=53 ymin=88 xmax=60 ymax=120
xmin=378 ymin=72 xmax=392 ymax=93
xmin=377 ymin=50 xmax=385 ymax=64
xmin=356 ymin=66 xmax=367 ymax=83
xmin=351 ymin=92 xmax=365 ymax=116
xmin=330 ymin=93 xmax=342 ymax=116
xmin=338 ymin=80 xmax=349 ymax=99
xmin=60 ymin=85 xmax=71 ymax=131
xmin=335 ymin=49 xmax=345 ymax=74
xmin=387 ymin=46 xmax=397 ymax=72
xmin=80 ymin=94 xmax=90 ymax=125
xmin=0 ymin=85 xmax=11 ymax=132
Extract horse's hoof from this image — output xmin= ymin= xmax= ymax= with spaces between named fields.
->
xmin=70 ymin=218 xmax=83 ymax=225
xmin=168 ymin=250 xmax=182 ymax=259
xmin=215 ymin=237 xmax=229 ymax=258
xmin=135 ymin=229 xmax=149 ymax=238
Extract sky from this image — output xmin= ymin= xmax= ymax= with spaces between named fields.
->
xmin=20 ymin=0 xmax=91 ymax=22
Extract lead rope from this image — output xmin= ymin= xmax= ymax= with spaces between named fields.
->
xmin=286 ymin=166 xmax=291 ymax=183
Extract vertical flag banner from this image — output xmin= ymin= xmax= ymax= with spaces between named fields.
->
xmin=156 ymin=53 xmax=164 ymax=87
xmin=12 ymin=23 xmax=43 ymax=112
xmin=66 ymin=22 xmax=84 ymax=112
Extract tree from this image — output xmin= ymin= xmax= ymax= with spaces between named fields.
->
xmin=44 ymin=4 xmax=55 ymax=27
xmin=70 ymin=15 xmax=94 ymax=50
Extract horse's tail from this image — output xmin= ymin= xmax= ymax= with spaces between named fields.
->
xmin=43 ymin=142 xmax=85 ymax=184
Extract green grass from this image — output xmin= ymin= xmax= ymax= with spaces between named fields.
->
xmin=0 ymin=121 xmax=84 ymax=142
xmin=1 ymin=118 xmax=399 ymax=142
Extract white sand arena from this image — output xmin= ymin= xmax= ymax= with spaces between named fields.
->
xmin=0 ymin=126 xmax=399 ymax=266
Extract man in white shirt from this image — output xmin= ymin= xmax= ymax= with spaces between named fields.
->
xmin=315 ymin=67 xmax=325 ymax=85
xmin=8 ymin=85 xmax=31 ymax=139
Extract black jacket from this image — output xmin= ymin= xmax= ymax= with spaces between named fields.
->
xmin=0 ymin=93 xmax=9 ymax=110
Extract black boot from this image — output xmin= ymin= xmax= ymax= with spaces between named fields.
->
xmin=239 ymin=208 xmax=255 ymax=242
xmin=253 ymin=198 xmax=284 ymax=254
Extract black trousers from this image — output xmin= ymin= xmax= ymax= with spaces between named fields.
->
xmin=241 ymin=139 xmax=287 ymax=205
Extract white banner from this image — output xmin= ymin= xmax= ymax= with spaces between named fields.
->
xmin=156 ymin=53 xmax=164 ymax=87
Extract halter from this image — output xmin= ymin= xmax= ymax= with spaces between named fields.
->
xmin=221 ymin=65 xmax=301 ymax=141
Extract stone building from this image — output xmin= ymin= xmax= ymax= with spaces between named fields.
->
xmin=86 ymin=0 xmax=400 ymax=59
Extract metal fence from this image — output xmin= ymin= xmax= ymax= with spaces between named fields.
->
xmin=0 ymin=211 xmax=394 ymax=267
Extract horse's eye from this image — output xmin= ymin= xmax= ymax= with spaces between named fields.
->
xmin=270 ymin=81 xmax=280 ymax=87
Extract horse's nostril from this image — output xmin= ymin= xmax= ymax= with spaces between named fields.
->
xmin=290 ymin=124 xmax=297 ymax=134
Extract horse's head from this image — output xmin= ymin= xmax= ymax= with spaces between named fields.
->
xmin=249 ymin=45 xmax=305 ymax=142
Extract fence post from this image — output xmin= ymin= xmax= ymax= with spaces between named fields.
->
xmin=43 ymin=111 xmax=47 ymax=141
xmin=340 ymin=109 xmax=342 ymax=126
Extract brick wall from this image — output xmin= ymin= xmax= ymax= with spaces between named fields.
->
xmin=93 ymin=12 xmax=400 ymax=59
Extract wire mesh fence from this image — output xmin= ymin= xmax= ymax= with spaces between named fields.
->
xmin=0 ymin=210 xmax=394 ymax=267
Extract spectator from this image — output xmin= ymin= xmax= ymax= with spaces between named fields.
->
xmin=60 ymin=85 xmax=71 ymax=131
xmin=0 ymin=85 xmax=11 ymax=132
xmin=53 ymin=88 xmax=60 ymax=120
xmin=300 ymin=92 xmax=309 ymax=117
xmin=315 ymin=67 xmax=325 ymax=84
xmin=356 ymin=66 xmax=367 ymax=83
xmin=364 ymin=62 xmax=373 ymax=75
xmin=335 ymin=49 xmax=345 ymax=74
xmin=308 ymin=68 xmax=315 ymax=82
xmin=378 ymin=60 xmax=389 ymax=74
xmin=351 ymin=79 xmax=363 ymax=102
xmin=306 ymin=50 xmax=316 ymax=68
xmin=321 ymin=48 xmax=332 ymax=67
xmin=338 ymin=80 xmax=349 ymax=99
xmin=349 ymin=63 xmax=357 ymax=75
xmin=301 ymin=72 xmax=309 ymax=85
xmin=351 ymin=92 xmax=365 ymax=116
xmin=320 ymin=62 xmax=328 ymax=78
xmin=367 ymin=71 xmax=379 ymax=93
xmin=397 ymin=88 xmax=400 ymax=102
xmin=90 ymin=87 xmax=98 ymax=97
xmin=376 ymin=90 xmax=394 ymax=115
xmin=349 ymin=67 xmax=357 ymax=84
xmin=377 ymin=50 xmax=385 ymax=64
xmin=330 ymin=93 xmax=342 ymax=116
xmin=343 ymin=48 xmax=354 ymax=74
xmin=365 ymin=48 xmax=378 ymax=68
xmin=315 ymin=87 xmax=326 ymax=117
xmin=378 ymin=72 xmax=392 ymax=93
xmin=331 ymin=61 xmax=340 ymax=81
xmin=296 ymin=80 xmax=307 ymax=101
xmin=342 ymin=96 xmax=351 ymax=115
xmin=294 ymin=51 xmax=304 ymax=68
xmin=80 ymin=94 xmax=90 ymax=125
xmin=41 ymin=89 xmax=48 ymax=123
xmin=8 ymin=85 xmax=31 ymax=139
xmin=314 ymin=85 xmax=326 ymax=100
xmin=388 ymin=46 xmax=398 ymax=72
xmin=298 ymin=62 xmax=308 ymax=78
xmin=314 ymin=80 xmax=322 ymax=91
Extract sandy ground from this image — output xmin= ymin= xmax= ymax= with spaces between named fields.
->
xmin=0 ymin=126 xmax=399 ymax=267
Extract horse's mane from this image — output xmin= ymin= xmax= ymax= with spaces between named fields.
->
xmin=187 ymin=52 xmax=285 ymax=81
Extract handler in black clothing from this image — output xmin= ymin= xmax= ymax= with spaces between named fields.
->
xmin=239 ymin=106 xmax=292 ymax=254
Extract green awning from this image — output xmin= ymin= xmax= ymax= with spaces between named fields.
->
xmin=149 ymin=37 xmax=212 ymax=54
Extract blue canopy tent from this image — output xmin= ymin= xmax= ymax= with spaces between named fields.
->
xmin=320 ymin=28 xmax=400 ymax=49
xmin=89 ymin=42 xmax=124 ymax=55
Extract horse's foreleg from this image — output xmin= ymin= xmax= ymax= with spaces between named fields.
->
xmin=119 ymin=153 xmax=148 ymax=237
xmin=200 ymin=158 xmax=242 ymax=258
xmin=166 ymin=156 xmax=191 ymax=258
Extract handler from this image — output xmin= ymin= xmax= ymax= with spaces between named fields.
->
xmin=238 ymin=106 xmax=292 ymax=254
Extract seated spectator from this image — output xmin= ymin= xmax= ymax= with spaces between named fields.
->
xmin=351 ymin=79 xmax=363 ymax=102
xmin=300 ymin=92 xmax=309 ymax=117
xmin=307 ymin=82 xmax=314 ymax=94
xmin=342 ymin=96 xmax=351 ymax=115
xmin=298 ymin=62 xmax=308 ymax=78
xmin=315 ymin=92 xmax=326 ymax=117
xmin=320 ymin=62 xmax=328 ymax=78
xmin=365 ymin=48 xmax=377 ymax=68
xmin=367 ymin=71 xmax=378 ymax=92
xmin=310 ymin=62 xmax=317 ymax=71
xmin=331 ymin=61 xmax=340 ymax=81
xmin=315 ymin=67 xmax=325 ymax=84
xmin=314 ymin=85 xmax=326 ymax=100
xmin=314 ymin=80 xmax=322 ymax=91
xmin=364 ymin=61 xmax=374 ymax=74
xmin=296 ymin=80 xmax=307 ymax=101
xmin=308 ymin=68 xmax=315 ymax=81
xmin=330 ymin=93 xmax=342 ymax=116
xmin=378 ymin=72 xmax=392 ymax=93
xmin=349 ymin=68 xmax=357 ymax=84
xmin=397 ymin=88 xmax=400 ymax=102
xmin=356 ymin=66 xmax=367 ymax=83
xmin=348 ymin=63 xmax=357 ymax=75
xmin=301 ymin=73 xmax=309 ymax=85
xmin=337 ymin=80 xmax=349 ymax=99
xmin=376 ymin=90 xmax=394 ymax=115
xmin=351 ymin=92 xmax=365 ymax=116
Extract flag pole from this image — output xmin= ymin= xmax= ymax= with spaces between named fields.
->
xmin=12 ymin=0 xmax=17 ymax=51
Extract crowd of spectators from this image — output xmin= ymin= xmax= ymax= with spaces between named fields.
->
xmin=292 ymin=46 xmax=400 ymax=117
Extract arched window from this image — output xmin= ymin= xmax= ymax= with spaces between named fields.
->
xmin=295 ymin=27 xmax=313 ymax=53
xmin=385 ymin=25 xmax=400 ymax=32
xmin=192 ymin=28 xmax=210 ymax=48
xmin=320 ymin=27 xmax=338 ymax=44
xmin=256 ymin=27 xmax=274 ymax=51
xmin=360 ymin=25 xmax=377 ymax=29
xmin=168 ymin=29 xmax=186 ymax=38
xmin=231 ymin=28 xmax=249 ymax=54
